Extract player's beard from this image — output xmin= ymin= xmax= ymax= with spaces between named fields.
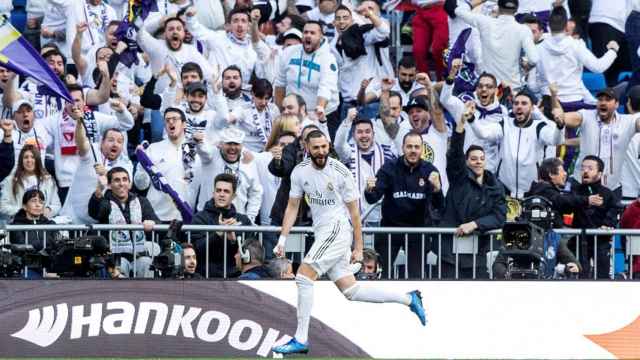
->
xmin=310 ymin=153 xmax=327 ymax=169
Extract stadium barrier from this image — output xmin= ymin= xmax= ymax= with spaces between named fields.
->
xmin=2 ymin=224 xmax=640 ymax=280
xmin=0 ymin=280 xmax=638 ymax=358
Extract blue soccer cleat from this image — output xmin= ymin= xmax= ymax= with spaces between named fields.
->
xmin=408 ymin=290 xmax=427 ymax=326
xmin=272 ymin=337 xmax=309 ymax=355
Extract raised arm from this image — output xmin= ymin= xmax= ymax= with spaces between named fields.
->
xmin=334 ymin=110 xmax=357 ymax=162
xmin=85 ymin=61 xmax=111 ymax=106
xmin=71 ymin=22 xmax=89 ymax=80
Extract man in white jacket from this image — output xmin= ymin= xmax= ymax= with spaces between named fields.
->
xmin=531 ymin=5 xmax=619 ymax=111
xmin=470 ymin=91 xmax=565 ymax=199
xmin=274 ymin=21 xmax=340 ymax=138
xmin=193 ymin=127 xmax=263 ymax=222
xmin=621 ymin=86 xmax=640 ymax=200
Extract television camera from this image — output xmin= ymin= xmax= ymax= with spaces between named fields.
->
xmin=150 ymin=220 xmax=184 ymax=278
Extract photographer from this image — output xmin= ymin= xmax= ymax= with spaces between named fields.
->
xmin=10 ymin=189 xmax=61 ymax=278
xmin=191 ymin=173 xmax=253 ymax=278
xmin=440 ymin=103 xmax=506 ymax=279
xmin=88 ymin=167 xmax=159 ymax=278
xmin=181 ymin=243 xmax=202 ymax=279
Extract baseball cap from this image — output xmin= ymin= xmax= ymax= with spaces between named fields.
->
xmin=596 ymin=87 xmax=618 ymax=101
xmin=276 ymin=28 xmax=303 ymax=45
xmin=498 ymin=0 xmax=518 ymax=10
xmin=186 ymin=81 xmax=207 ymax=95
xmin=12 ymin=99 xmax=33 ymax=114
xmin=403 ymin=95 xmax=430 ymax=113
xmin=220 ymin=127 xmax=245 ymax=144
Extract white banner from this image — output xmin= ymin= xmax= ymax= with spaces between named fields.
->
xmin=245 ymin=281 xmax=640 ymax=359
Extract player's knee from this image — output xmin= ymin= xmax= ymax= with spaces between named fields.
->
xmin=295 ymin=273 xmax=314 ymax=288
xmin=341 ymin=284 xmax=360 ymax=301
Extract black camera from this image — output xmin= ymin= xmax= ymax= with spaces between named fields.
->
xmin=49 ymin=236 xmax=110 ymax=277
xmin=151 ymin=220 xmax=183 ymax=278
xmin=499 ymin=196 xmax=554 ymax=279
xmin=0 ymin=243 xmax=45 ymax=278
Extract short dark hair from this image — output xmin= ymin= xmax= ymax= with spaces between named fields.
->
xmin=107 ymin=166 xmax=130 ymax=184
xmin=402 ymin=130 xmax=423 ymax=146
xmin=476 ymin=72 xmax=497 ymax=88
xmin=22 ymin=189 xmax=45 ymax=206
xmin=305 ymin=129 xmax=326 ymax=142
xmin=538 ymin=158 xmax=564 ymax=182
xmin=252 ymin=78 xmax=273 ymax=98
xmin=181 ymin=62 xmax=203 ymax=80
xmin=520 ymin=14 xmax=543 ymax=30
xmin=582 ymin=155 xmax=604 ymax=172
xmin=222 ymin=65 xmax=242 ymax=79
xmin=335 ymin=4 xmax=351 ymax=14
xmin=549 ymin=5 xmax=568 ymax=33
xmin=362 ymin=248 xmax=379 ymax=264
xmin=227 ymin=7 xmax=251 ymax=23
xmin=214 ymin=173 xmax=238 ymax=193
xmin=515 ymin=90 xmax=536 ymax=104
xmin=398 ymin=56 xmax=416 ymax=69
xmin=353 ymin=117 xmax=374 ymax=130
xmin=164 ymin=107 xmax=186 ymax=122
xmin=304 ymin=20 xmax=324 ymax=34
xmin=66 ymin=83 xmax=84 ymax=96
xmin=388 ymin=90 xmax=402 ymax=104
xmin=465 ymin=144 xmax=485 ymax=159
xmin=43 ymin=49 xmax=66 ymax=63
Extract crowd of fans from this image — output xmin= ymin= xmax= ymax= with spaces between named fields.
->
xmin=0 ymin=0 xmax=639 ymax=280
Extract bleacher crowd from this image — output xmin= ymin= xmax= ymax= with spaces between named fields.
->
xmin=0 ymin=0 xmax=639 ymax=280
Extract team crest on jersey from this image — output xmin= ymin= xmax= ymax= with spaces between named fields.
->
xmin=327 ymin=182 xmax=334 ymax=191
xmin=421 ymin=142 xmax=435 ymax=163
xmin=418 ymin=178 xmax=425 ymax=187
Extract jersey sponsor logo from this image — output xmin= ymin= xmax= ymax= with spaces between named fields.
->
xmin=305 ymin=189 xmax=336 ymax=206
xmin=392 ymin=191 xmax=425 ymax=200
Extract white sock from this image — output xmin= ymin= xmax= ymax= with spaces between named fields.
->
xmin=343 ymin=284 xmax=411 ymax=305
xmin=294 ymin=274 xmax=314 ymax=344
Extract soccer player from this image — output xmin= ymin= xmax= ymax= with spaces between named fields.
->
xmin=271 ymin=130 xmax=426 ymax=355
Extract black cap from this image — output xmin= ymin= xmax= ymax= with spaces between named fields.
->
xmin=403 ymin=95 xmax=430 ymax=113
xmin=596 ymin=87 xmax=618 ymax=101
xmin=186 ymin=81 xmax=207 ymax=95
xmin=498 ymin=0 xmax=518 ymax=10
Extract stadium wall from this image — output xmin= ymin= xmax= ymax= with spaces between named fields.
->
xmin=0 ymin=280 xmax=638 ymax=358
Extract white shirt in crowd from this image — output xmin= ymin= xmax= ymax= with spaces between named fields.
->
xmin=0 ymin=173 xmax=61 ymax=219
xmin=254 ymin=151 xmax=281 ymax=226
xmin=621 ymin=134 xmax=640 ymax=198
xmin=134 ymin=137 xmax=197 ymax=222
xmin=60 ymin=144 xmax=133 ymax=224
xmin=275 ymin=41 xmax=340 ymax=115
xmin=455 ymin=2 xmax=539 ymax=90
xmin=532 ymin=33 xmax=617 ymax=103
xmin=194 ymin=144 xmax=263 ymax=222
xmin=572 ymin=110 xmax=640 ymax=191
xmin=589 ymin=0 xmax=628 ymax=33
xmin=289 ymin=157 xmax=358 ymax=231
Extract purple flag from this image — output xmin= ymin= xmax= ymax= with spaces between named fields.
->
xmin=115 ymin=0 xmax=158 ymax=67
xmin=0 ymin=17 xmax=72 ymax=102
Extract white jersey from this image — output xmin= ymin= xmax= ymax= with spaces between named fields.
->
xmin=621 ymin=134 xmax=640 ymax=198
xmin=290 ymin=157 xmax=358 ymax=231
xmin=572 ymin=110 xmax=640 ymax=190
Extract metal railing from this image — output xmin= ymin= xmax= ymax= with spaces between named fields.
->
xmin=2 ymin=224 xmax=640 ymax=280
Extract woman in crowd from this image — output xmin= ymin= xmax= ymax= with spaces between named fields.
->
xmin=0 ymin=144 xmax=61 ymax=219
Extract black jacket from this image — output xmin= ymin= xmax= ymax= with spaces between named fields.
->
xmin=0 ymin=141 xmax=15 ymax=182
xmin=190 ymin=200 xmax=253 ymax=277
xmin=569 ymin=179 xmax=618 ymax=229
xmin=525 ymin=180 xmax=589 ymax=228
xmin=88 ymin=190 xmax=160 ymax=224
xmin=268 ymin=139 xmax=311 ymax=226
xmin=441 ymin=130 xmax=506 ymax=231
xmin=10 ymin=210 xmax=60 ymax=252
xmin=364 ymin=156 xmax=444 ymax=227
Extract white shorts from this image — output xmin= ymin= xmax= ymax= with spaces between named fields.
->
xmin=304 ymin=221 xmax=353 ymax=281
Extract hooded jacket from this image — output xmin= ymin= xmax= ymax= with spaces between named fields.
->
xmin=534 ymin=33 xmax=616 ymax=103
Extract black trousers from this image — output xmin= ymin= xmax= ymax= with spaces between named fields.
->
xmin=589 ymin=22 xmax=631 ymax=86
xmin=325 ymin=110 xmax=341 ymax=142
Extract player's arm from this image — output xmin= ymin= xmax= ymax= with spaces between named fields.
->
xmin=274 ymin=196 xmax=301 ymax=257
xmin=345 ymin=200 xmax=363 ymax=256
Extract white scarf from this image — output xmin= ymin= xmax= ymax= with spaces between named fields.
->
xmin=108 ymin=196 xmax=146 ymax=254
xmin=349 ymin=142 xmax=389 ymax=213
